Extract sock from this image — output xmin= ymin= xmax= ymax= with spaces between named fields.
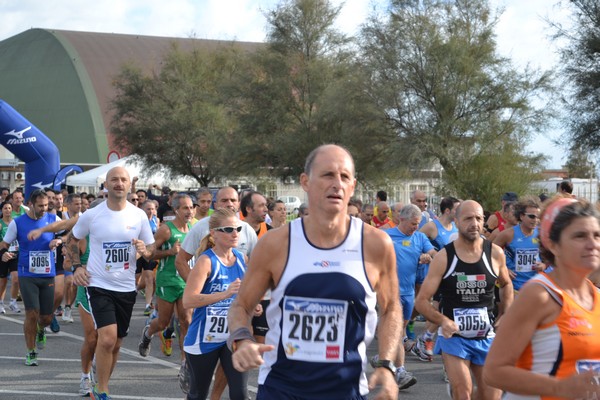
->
xmin=423 ymin=331 xmax=434 ymax=341
xmin=397 ymin=365 xmax=406 ymax=373
xmin=65 ymin=304 xmax=71 ymax=309
xmin=164 ymin=327 xmax=174 ymax=338
xmin=28 ymin=348 xmax=36 ymax=353
xmin=145 ymin=330 xmax=153 ymax=339
xmin=145 ymin=303 xmax=151 ymax=309
xmin=10 ymin=298 xmax=16 ymax=304
xmin=81 ymin=372 xmax=91 ymax=379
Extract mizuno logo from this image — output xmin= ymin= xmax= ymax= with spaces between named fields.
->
xmin=4 ymin=126 xmax=36 ymax=145
xmin=4 ymin=126 xmax=31 ymax=139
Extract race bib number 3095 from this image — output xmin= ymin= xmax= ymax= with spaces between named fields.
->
xmin=281 ymin=296 xmax=347 ymax=363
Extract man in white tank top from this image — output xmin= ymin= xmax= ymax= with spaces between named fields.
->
xmin=228 ymin=144 xmax=403 ymax=400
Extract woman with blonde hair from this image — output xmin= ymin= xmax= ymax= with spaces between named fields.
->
xmin=484 ymin=195 xmax=600 ymax=399
xmin=182 ymin=208 xmax=248 ymax=400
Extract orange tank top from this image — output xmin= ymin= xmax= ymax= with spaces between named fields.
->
xmin=507 ymin=273 xmax=600 ymax=400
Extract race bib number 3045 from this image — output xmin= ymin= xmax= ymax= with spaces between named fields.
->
xmin=103 ymin=242 xmax=132 ymax=272
xmin=281 ymin=296 xmax=348 ymax=363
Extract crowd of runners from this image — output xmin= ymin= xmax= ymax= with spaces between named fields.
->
xmin=1 ymin=145 xmax=600 ymax=400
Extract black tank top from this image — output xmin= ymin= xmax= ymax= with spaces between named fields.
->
xmin=439 ymin=240 xmax=498 ymax=339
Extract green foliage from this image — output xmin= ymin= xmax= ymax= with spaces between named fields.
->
xmin=564 ymin=146 xmax=596 ymax=179
xmin=111 ymin=43 xmax=244 ymax=186
xmin=555 ymin=0 xmax=600 ymax=150
xmin=227 ymin=0 xmax=400 ymax=184
xmin=359 ymin=0 xmax=551 ymax=200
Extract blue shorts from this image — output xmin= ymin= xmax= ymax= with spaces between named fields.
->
xmin=416 ymin=264 xmax=428 ymax=284
xmin=434 ymin=335 xmax=493 ymax=366
xmin=400 ymin=294 xmax=414 ymax=322
xmin=257 ymin=385 xmax=366 ymax=400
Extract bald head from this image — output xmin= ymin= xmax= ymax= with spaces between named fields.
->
xmin=455 ymin=200 xmax=485 ymax=242
xmin=304 ymin=144 xmax=355 ymax=177
xmin=377 ymin=201 xmax=390 ymax=220
xmin=105 ymin=166 xmax=131 ymax=201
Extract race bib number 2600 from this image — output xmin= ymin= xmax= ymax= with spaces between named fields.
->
xmin=281 ymin=296 xmax=347 ymax=363
xmin=103 ymin=242 xmax=132 ymax=272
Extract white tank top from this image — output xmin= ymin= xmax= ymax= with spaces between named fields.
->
xmin=259 ymin=217 xmax=377 ymax=398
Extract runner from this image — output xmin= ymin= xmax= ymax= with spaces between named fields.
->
xmin=183 ymin=208 xmax=252 ymax=400
xmin=228 ymin=144 xmax=402 ymax=399
xmin=0 ymin=201 xmax=20 ymax=314
xmin=68 ymin=167 xmax=155 ymax=400
xmin=0 ymin=190 xmax=62 ymax=366
xmin=138 ymin=194 xmax=194 ymax=363
xmin=382 ymin=203 xmax=436 ymax=388
xmin=484 ymin=196 xmax=600 ymax=399
xmin=415 ymin=200 xmax=513 ymax=400
xmin=413 ymin=196 xmax=460 ymax=362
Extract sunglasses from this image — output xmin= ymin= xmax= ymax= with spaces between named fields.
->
xmin=525 ymin=213 xmax=539 ymax=219
xmin=214 ymin=226 xmax=242 ymax=234
xmin=131 ymin=198 xmax=139 ymax=201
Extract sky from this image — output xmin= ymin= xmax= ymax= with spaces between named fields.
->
xmin=0 ymin=0 xmax=574 ymax=169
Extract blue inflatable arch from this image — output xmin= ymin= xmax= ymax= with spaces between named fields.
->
xmin=0 ymin=100 xmax=62 ymax=200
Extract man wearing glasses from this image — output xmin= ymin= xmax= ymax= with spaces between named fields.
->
xmin=68 ymin=167 xmax=155 ymax=400
xmin=493 ymin=199 xmax=545 ymax=293
xmin=127 ymin=192 xmax=139 ymax=205
xmin=0 ymin=190 xmax=62 ymax=366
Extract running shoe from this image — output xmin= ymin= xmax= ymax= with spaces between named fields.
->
xmin=91 ymin=385 xmax=112 ymax=400
xmin=178 ymin=360 xmax=190 ymax=395
xmin=138 ymin=325 xmax=152 ymax=357
xmin=0 ymin=303 xmax=5 ymax=314
xmin=9 ymin=302 xmax=21 ymax=313
xmin=50 ymin=315 xmax=61 ymax=333
xmin=442 ymin=366 xmax=449 ymax=383
xmin=406 ymin=321 xmax=416 ymax=340
xmin=36 ymin=326 xmax=46 ymax=350
xmin=416 ymin=314 xmax=426 ymax=322
xmin=62 ymin=305 xmax=74 ymax=323
xmin=79 ymin=377 xmax=92 ymax=396
xmin=411 ymin=341 xmax=432 ymax=362
xmin=403 ymin=338 xmax=415 ymax=352
xmin=92 ymin=356 xmax=97 ymax=383
xmin=396 ymin=369 xmax=417 ymax=390
xmin=25 ymin=350 xmax=38 ymax=366
xmin=422 ymin=336 xmax=434 ymax=357
xmin=160 ymin=330 xmax=173 ymax=356
xmin=143 ymin=305 xmax=153 ymax=316
xmin=55 ymin=305 xmax=63 ymax=316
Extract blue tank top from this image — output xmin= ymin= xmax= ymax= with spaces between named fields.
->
xmin=431 ymin=220 xmax=458 ymax=250
xmin=505 ymin=225 xmax=540 ymax=291
xmin=15 ymin=213 xmax=59 ymax=278
xmin=259 ymin=217 xmax=377 ymax=399
xmin=183 ymin=248 xmax=246 ymax=355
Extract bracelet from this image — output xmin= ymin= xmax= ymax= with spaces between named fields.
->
xmin=226 ymin=327 xmax=256 ymax=352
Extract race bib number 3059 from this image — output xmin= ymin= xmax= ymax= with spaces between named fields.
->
xmin=103 ymin=242 xmax=132 ymax=272
xmin=281 ymin=296 xmax=347 ymax=363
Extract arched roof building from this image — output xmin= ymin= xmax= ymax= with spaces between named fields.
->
xmin=0 ymin=28 xmax=260 ymax=165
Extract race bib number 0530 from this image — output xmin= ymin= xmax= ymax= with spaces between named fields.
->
xmin=281 ymin=296 xmax=347 ymax=363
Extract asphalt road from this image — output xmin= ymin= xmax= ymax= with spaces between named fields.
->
xmin=0 ymin=291 xmax=451 ymax=400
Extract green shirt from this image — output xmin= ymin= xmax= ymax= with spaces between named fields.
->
xmin=156 ymin=221 xmax=190 ymax=288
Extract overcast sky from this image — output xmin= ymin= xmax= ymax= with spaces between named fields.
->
xmin=0 ymin=0 xmax=573 ymax=168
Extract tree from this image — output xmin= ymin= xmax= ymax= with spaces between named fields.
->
xmin=359 ymin=0 xmax=552 ymax=206
xmin=111 ymin=43 xmax=244 ymax=187
xmin=564 ymin=145 xmax=596 ymax=178
xmin=227 ymin=0 xmax=398 ymax=183
xmin=555 ymin=0 xmax=600 ymax=150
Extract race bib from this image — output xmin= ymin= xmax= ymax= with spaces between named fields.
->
xmin=281 ymin=296 xmax=347 ymax=363
xmin=202 ymin=306 xmax=229 ymax=343
xmin=103 ymin=242 xmax=132 ymax=272
xmin=515 ymin=249 xmax=537 ymax=272
xmin=576 ymin=360 xmax=600 ymax=386
xmin=29 ymin=251 xmax=51 ymax=274
xmin=453 ymin=307 xmax=491 ymax=338
xmin=8 ymin=240 xmax=18 ymax=252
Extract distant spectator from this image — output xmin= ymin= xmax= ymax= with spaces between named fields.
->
xmin=558 ymin=180 xmax=575 ymax=197
xmin=298 ymin=203 xmax=309 ymax=217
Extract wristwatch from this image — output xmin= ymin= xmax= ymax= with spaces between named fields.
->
xmin=71 ymin=263 xmax=83 ymax=273
xmin=372 ymin=359 xmax=397 ymax=375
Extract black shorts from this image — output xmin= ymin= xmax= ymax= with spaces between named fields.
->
xmin=87 ymin=286 xmax=137 ymax=338
xmin=0 ymin=258 xmax=17 ymax=278
xmin=252 ymin=299 xmax=270 ymax=337
xmin=19 ymin=276 xmax=55 ymax=315
xmin=135 ymin=257 xmax=157 ymax=274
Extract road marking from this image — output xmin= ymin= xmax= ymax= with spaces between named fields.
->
xmin=0 ymin=389 xmax=182 ymax=399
